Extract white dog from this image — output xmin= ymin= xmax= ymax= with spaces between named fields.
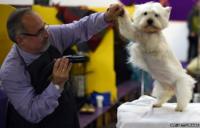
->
xmin=118 ymin=2 xmax=195 ymax=111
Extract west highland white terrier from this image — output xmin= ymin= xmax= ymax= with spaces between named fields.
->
xmin=118 ymin=2 xmax=195 ymax=111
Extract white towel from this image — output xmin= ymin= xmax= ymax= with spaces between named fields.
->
xmin=117 ymin=95 xmax=200 ymax=128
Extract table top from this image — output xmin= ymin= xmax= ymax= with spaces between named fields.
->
xmin=117 ymin=95 xmax=200 ymax=128
xmin=79 ymin=106 xmax=111 ymax=128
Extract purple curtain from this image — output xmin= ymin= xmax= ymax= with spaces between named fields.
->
xmin=120 ymin=0 xmax=196 ymax=21
xmin=119 ymin=0 xmax=134 ymax=6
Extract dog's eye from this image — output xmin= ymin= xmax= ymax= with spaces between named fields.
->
xmin=155 ymin=14 xmax=159 ymax=18
xmin=144 ymin=12 xmax=148 ymax=16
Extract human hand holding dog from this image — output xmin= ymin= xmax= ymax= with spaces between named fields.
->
xmin=104 ymin=4 xmax=124 ymax=22
xmin=52 ymin=57 xmax=72 ymax=89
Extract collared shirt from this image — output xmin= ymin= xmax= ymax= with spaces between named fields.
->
xmin=0 ymin=13 xmax=108 ymax=123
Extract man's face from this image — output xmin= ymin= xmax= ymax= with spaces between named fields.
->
xmin=17 ymin=12 xmax=49 ymax=54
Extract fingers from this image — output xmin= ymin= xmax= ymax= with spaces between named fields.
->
xmin=105 ymin=4 xmax=125 ymax=22
xmin=53 ymin=57 xmax=72 ymax=73
xmin=52 ymin=57 xmax=72 ymax=86
xmin=53 ymin=58 xmax=61 ymax=73
xmin=57 ymin=57 xmax=68 ymax=72
xmin=66 ymin=62 xmax=72 ymax=74
xmin=108 ymin=4 xmax=124 ymax=15
xmin=116 ymin=6 xmax=125 ymax=17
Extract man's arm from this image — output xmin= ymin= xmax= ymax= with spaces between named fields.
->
xmin=48 ymin=13 xmax=108 ymax=53
xmin=2 ymin=77 xmax=61 ymax=123
xmin=48 ymin=4 xmax=124 ymax=53
xmin=0 ymin=57 xmax=71 ymax=123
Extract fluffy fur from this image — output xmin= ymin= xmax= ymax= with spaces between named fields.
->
xmin=118 ymin=2 xmax=195 ymax=111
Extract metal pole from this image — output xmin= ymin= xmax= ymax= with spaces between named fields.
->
xmin=197 ymin=37 xmax=200 ymax=73
xmin=193 ymin=4 xmax=200 ymax=103
xmin=197 ymin=6 xmax=200 ymax=74
xmin=141 ymin=70 xmax=144 ymax=96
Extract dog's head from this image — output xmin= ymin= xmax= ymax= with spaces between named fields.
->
xmin=132 ymin=2 xmax=171 ymax=33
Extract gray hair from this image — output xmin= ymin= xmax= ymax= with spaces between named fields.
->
xmin=7 ymin=8 xmax=32 ymax=43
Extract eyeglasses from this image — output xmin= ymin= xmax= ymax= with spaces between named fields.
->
xmin=20 ymin=23 xmax=49 ymax=38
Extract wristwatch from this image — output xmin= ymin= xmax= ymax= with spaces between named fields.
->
xmin=54 ymin=84 xmax=60 ymax=90
xmin=52 ymin=82 xmax=64 ymax=92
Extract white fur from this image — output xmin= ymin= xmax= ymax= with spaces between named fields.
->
xmin=118 ymin=2 xmax=195 ymax=111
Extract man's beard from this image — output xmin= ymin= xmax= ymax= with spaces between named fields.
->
xmin=41 ymin=39 xmax=50 ymax=52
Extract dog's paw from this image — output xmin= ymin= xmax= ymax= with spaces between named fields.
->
xmin=175 ymin=107 xmax=184 ymax=112
xmin=153 ymin=103 xmax=162 ymax=108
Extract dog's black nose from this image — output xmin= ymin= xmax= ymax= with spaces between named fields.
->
xmin=147 ymin=19 xmax=153 ymax=25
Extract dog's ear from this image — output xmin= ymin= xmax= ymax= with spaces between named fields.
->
xmin=164 ymin=6 xmax=172 ymax=19
xmin=165 ymin=6 xmax=172 ymax=13
xmin=134 ymin=5 xmax=140 ymax=10
xmin=133 ymin=4 xmax=141 ymax=19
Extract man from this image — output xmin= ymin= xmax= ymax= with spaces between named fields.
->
xmin=0 ymin=4 xmax=124 ymax=128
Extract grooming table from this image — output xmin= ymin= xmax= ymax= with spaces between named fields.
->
xmin=117 ymin=96 xmax=200 ymax=128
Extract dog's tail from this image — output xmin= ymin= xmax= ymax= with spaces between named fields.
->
xmin=176 ymin=73 xmax=196 ymax=99
xmin=175 ymin=74 xmax=196 ymax=107
xmin=178 ymin=73 xmax=196 ymax=89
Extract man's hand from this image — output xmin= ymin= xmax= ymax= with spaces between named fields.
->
xmin=104 ymin=4 xmax=124 ymax=23
xmin=52 ymin=57 xmax=72 ymax=89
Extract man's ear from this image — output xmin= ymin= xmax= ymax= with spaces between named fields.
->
xmin=15 ymin=35 xmax=23 ymax=45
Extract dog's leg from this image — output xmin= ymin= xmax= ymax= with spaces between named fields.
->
xmin=117 ymin=11 xmax=136 ymax=41
xmin=128 ymin=44 xmax=149 ymax=72
xmin=175 ymin=76 xmax=194 ymax=112
xmin=152 ymin=81 xmax=174 ymax=107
